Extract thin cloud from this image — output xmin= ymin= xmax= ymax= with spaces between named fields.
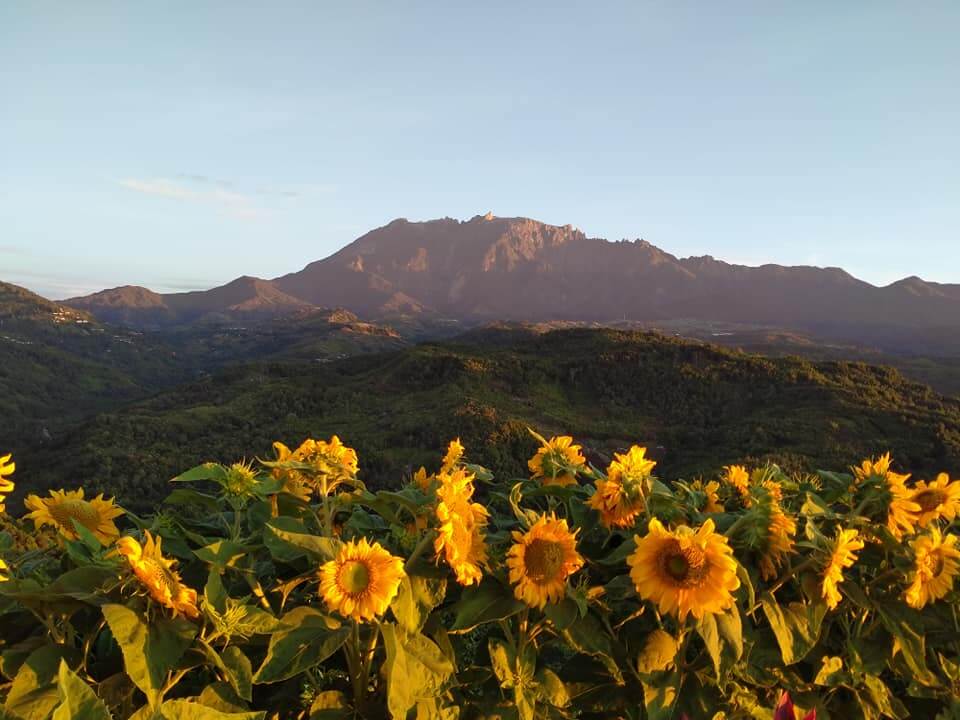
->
xmin=118 ymin=177 xmax=263 ymax=219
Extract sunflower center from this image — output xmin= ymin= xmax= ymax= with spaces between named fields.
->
xmin=339 ymin=560 xmax=371 ymax=595
xmin=525 ymin=539 xmax=565 ymax=582
xmin=49 ymin=499 xmax=99 ymax=530
xmin=914 ymin=489 xmax=946 ymax=513
xmin=659 ymin=541 xmax=708 ymax=588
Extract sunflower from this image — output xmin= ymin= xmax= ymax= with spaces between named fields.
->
xmin=0 ymin=453 xmax=14 ymax=515
xmin=412 ymin=466 xmax=432 ymax=491
xmin=589 ymin=477 xmax=645 ymax=529
xmin=723 ymin=465 xmax=750 ymax=499
xmin=690 ymin=480 xmax=724 ymax=514
xmin=24 ymin=489 xmax=124 ymax=545
xmin=441 ymin=439 xmax=465 ymax=473
xmin=116 ymin=531 xmax=199 ymax=618
xmin=758 ymin=507 xmax=796 ymax=581
xmin=904 ymin=528 xmax=960 ymax=609
xmin=588 ymin=446 xmax=655 ymax=528
xmin=297 ymin=436 xmax=360 ymax=494
xmin=528 ymin=435 xmax=586 ymax=487
xmin=910 ymin=473 xmax=960 ymax=528
xmin=853 ymin=453 xmax=920 ymax=539
xmin=628 ymin=518 xmax=740 ymax=621
xmin=506 ymin=514 xmax=584 ymax=609
xmin=434 ymin=468 xmax=489 ymax=586
xmin=319 ymin=537 xmax=405 ymax=622
xmin=820 ymin=528 xmax=864 ymax=609
xmin=270 ymin=441 xmax=312 ymax=501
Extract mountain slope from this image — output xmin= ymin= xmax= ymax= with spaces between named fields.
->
xmin=67 ymin=276 xmax=314 ymax=327
xmin=15 ymin=328 xmax=960 ymax=512
xmin=64 ymin=215 xmax=960 ymax=354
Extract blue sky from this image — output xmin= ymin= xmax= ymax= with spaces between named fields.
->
xmin=2 ymin=2 xmax=958 ymax=299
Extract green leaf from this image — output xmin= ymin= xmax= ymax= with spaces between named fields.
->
xmin=196 ymin=683 xmax=250 ymax=714
xmin=715 ymin=605 xmax=743 ymax=661
xmin=102 ymin=604 xmax=197 ymax=706
xmin=814 ymin=656 xmax=845 ymax=687
xmin=220 ymin=647 xmax=253 ymax=702
xmin=382 ymin=623 xmax=454 ymax=720
xmin=636 ymin=629 xmax=678 ymax=674
xmin=4 ymin=645 xmax=74 ymax=720
xmin=155 ymin=699 xmax=264 ymax=719
xmin=252 ymin=607 xmax=348 ymax=684
xmin=52 ymin=661 xmax=113 ymax=720
xmin=390 ymin=574 xmax=447 ymax=635
xmin=759 ymin=593 xmax=826 ymax=665
xmin=543 ymin=596 xmax=579 ymax=630
xmin=163 ymin=488 xmax=222 ymax=512
xmin=171 ymin=463 xmax=228 ymax=484
xmin=560 ymin=612 xmax=624 ymax=684
xmin=535 ymin=668 xmax=570 ymax=708
xmin=876 ymin=604 xmax=938 ymax=686
xmin=696 ymin=613 xmax=722 ymax=677
xmin=448 ymin=578 xmax=525 ymax=633
xmin=193 ymin=541 xmax=250 ymax=569
xmin=263 ymin=519 xmax=341 ymax=563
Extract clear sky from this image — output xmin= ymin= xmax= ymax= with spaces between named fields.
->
xmin=2 ymin=2 xmax=958 ymax=299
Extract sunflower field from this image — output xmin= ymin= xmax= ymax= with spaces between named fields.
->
xmin=0 ymin=433 xmax=959 ymax=720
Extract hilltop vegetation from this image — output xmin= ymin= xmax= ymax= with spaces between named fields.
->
xmin=0 ymin=281 xmax=408 ymax=451
xmin=16 ymin=328 xmax=960 ymax=513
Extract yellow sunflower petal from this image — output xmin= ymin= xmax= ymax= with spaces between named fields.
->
xmin=24 ymin=489 xmax=124 ymax=544
xmin=319 ymin=537 xmax=405 ymax=622
xmin=627 ymin=517 xmax=740 ymax=621
xmin=904 ymin=528 xmax=960 ymax=609
xmin=506 ymin=513 xmax=583 ymax=609
xmin=117 ymin=531 xmax=199 ymax=619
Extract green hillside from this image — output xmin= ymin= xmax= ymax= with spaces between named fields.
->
xmin=15 ymin=328 xmax=960 ymax=512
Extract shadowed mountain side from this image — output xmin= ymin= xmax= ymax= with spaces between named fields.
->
xmin=14 ymin=328 xmax=960 ymax=513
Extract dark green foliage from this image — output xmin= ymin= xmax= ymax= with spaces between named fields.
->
xmin=15 ymin=328 xmax=960 ymax=513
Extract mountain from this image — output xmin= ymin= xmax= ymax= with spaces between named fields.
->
xmin=67 ymin=276 xmax=313 ymax=327
xmin=15 ymin=327 xmax=960 ymax=513
xmin=64 ymin=214 xmax=960 ymax=354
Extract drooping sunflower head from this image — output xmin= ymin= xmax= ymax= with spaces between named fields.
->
xmin=820 ymin=528 xmax=864 ymax=609
xmin=506 ymin=513 xmax=584 ymax=609
xmin=24 ymin=489 xmax=124 ymax=545
xmin=851 ymin=453 xmax=919 ymax=539
xmin=628 ymin=518 xmax=740 ymax=621
xmin=319 ymin=537 xmax=405 ymax=622
xmin=0 ymin=453 xmax=15 ymax=514
xmin=852 ymin=452 xmax=908 ymax=485
xmin=723 ymin=465 xmax=751 ymax=498
xmin=608 ymin=446 xmax=656 ymax=491
xmin=588 ymin=477 xmax=645 ymax=529
xmin=757 ymin=507 xmax=797 ymax=582
xmin=296 ymin=436 xmax=360 ymax=495
xmin=528 ymin=435 xmax=586 ymax=487
xmin=269 ymin=441 xmax=313 ymax=502
xmin=434 ymin=468 xmax=489 ymax=586
xmin=910 ymin=473 xmax=960 ymax=528
xmin=904 ymin=528 xmax=960 ymax=609
xmin=116 ymin=531 xmax=199 ymax=619
xmin=689 ymin=480 xmax=724 ymax=514
xmin=441 ymin=439 xmax=465 ymax=473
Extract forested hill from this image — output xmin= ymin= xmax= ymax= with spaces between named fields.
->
xmin=13 ymin=328 xmax=960 ymax=513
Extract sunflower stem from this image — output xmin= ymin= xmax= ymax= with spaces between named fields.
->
xmin=404 ymin=530 xmax=437 ymax=571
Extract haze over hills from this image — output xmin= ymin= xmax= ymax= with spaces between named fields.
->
xmin=64 ymin=215 xmax=960 ymax=355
